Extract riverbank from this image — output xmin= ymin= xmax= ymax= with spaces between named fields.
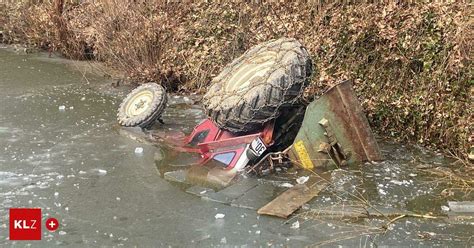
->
xmin=0 ymin=48 xmax=472 ymax=246
xmin=1 ymin=1 xmax=472 ymax=160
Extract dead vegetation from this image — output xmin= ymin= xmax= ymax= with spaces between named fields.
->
xmin=419 ymin=165 xmax=474 ymax=198
xmin=0 ymin=1 xmax=472 ymax=160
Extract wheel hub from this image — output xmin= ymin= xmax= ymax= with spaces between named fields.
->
xmin=125 ymin=90 xmax=154 ymax=117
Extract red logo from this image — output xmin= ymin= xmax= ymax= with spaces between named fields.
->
xmin=9 ymin=208 xmax=42 ymax=240
xmin=45 ymin=218 xmax=59 ymax=231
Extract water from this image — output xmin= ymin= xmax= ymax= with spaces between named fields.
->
xmin=0 ymin=48 xmax=472 ymax=247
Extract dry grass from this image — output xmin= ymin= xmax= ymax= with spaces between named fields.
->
xmin=419 ymin=165 xmax=474 ymax=198
xmin=1 ymin=1 xmax=472 ymax=160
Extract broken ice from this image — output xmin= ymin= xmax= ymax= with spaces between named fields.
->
xmin=296 ymin=176 xmax=309 ymax=184
xmin=441 ymin=205 xmax=450 ymax=212
xmin=280 ymin=182 xmax=294 ymax=188
xmin=215 ymin=213 xmax=225 ymax=219
xmin=290 ymin=220 xmax=300 ymax=229
xmin=135 ymin=147 xmax=144 ymax=155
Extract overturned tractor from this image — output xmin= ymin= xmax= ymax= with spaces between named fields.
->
xmin=117 ymin=38 xmax=382 ymax=217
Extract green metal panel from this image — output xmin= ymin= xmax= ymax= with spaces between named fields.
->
xmin=289 ymin=80 xmax=382 ymax=170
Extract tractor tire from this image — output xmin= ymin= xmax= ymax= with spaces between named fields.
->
xmin=117 ymin=83 xmax=167 ymax=128
xmin=269 ymin=105 xmax=306 ymax=152
xmin=203 ymin=37 xmax=312 ymax=133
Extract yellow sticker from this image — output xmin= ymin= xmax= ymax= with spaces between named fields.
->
xmin=294 ymin=140 xmax=314 ymax=169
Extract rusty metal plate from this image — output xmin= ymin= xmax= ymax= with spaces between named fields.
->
xmin=289 ymin=80 xmax=382 ymax=170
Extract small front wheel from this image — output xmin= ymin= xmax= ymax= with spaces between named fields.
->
xmin=117 ymin=83 xmax=167 ymax=128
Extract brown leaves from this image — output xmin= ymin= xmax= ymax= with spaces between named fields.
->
xmin=1 ymin=1 xmax=471 ymax=160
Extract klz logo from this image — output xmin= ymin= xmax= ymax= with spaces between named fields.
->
xmin=9 ymin=208 xmax=42 ymax=240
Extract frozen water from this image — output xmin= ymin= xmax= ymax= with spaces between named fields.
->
xmin=214 ymin=213 xmax=225 ymax=219
xmin=290 ymin=220 xmax=300 ymax=229
xmin=280 ymin=182 xmax=294 ymax=188
xmin=296 ymin=176 xmax=309 ymax=184
xmin=135 ymin=147 xmax=144 ymax=155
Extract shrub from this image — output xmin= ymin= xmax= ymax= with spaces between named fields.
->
xmin=1 ymin=1 xmax=471 ymax=159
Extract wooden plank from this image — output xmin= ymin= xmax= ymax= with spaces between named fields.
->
xmin=257 ymin=182 xmax=328 ymax=218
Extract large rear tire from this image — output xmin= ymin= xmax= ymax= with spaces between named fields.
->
xmin=203 ymin=38 xmax=312 ymax=133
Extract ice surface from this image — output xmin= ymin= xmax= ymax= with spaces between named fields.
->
xmin=290 ymin=220 xmax=300 ymax=229
xmin=214 ymin=213 xmax=225 ymax=219
xmin=280 ymin=183 xmax=294 ymax=188
xmin=135 ymin=147 xmax=144 ymax=155
xmin=296 ymin=176 xmax=309 ymax=184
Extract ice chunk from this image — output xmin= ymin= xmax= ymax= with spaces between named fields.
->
xmin=215 ymin=213 xmax=225 ymax=219
xmin=441 ymin=205 xmax=450 ymax=212
xmin=390 ymin=180 xmax=403 ymax=185
xmin=290 ymin=220 xmax=300 ymax=229
xmin=135 ymin=147 xmax=144 ymax=155
xmin=280 ymin=183 xmax=294 ymax=188
xmin=296 ymin=176 xmax=309 ymax=184
xmin=448 ymin=201 xmax=474 ymax=213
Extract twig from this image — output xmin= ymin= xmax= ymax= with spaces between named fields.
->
xmin=383 ymin=213 xmax=437 ymax=234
